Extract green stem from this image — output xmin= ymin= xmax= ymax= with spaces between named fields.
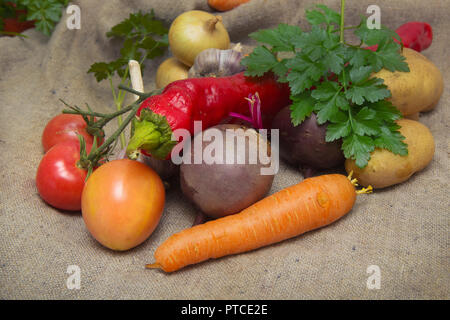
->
xmin=340 ymin=0 xmax=346 ymax=43
xmin=62 ymin=103 xmax=134 ymax=119
xmin=109 ymin=75 xmax=127 ymax=149
xmin=87 ymin=102 xmax=141 ymax=162
xmin=118 ymin=84 xmax=147 ymax=97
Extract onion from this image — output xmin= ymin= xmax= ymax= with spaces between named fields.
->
xmin=168 ymin=10 xmax=230 ymax=67
xmin=155 ymin=57 xmax=189 ymax=89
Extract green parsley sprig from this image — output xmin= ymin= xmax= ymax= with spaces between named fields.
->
xmin=1 ymin=0 xmax=69 ymax=36
xmin=87 ymin=10 xmax=168 ymax=148
xmin=241 ymin=1 xmax=410 ymax=168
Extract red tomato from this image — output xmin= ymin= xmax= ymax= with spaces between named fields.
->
xmin=36 ymin=140 xmax=91 ymax=211
xmin=82 ymin=159 xmax=165 ymax=251
xmin=41 ymin=114 xmax=102 ymax=153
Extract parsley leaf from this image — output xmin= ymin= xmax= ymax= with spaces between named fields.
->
xmin=342 ymin=134 xmax=375 ymax=168
xmin=13 ymin=0 xmax=69 ymax=36
xmin=242 ymin=3 xmax=411 ymax=168
xmin=88 ymin=10 xmax=168 ymax=82
xmin=374 ymin=123 xmax=408 ymax=155
xmin=249 ymin=24 xmax=302 ymax=53
xmin=290 ymin=93 xmax=315 ymax=125
xmin=241 ymin=46 xmax=280 ymax=77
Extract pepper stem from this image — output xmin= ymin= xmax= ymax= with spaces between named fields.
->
xmin=125 ymin=109 xmax=177 ymax=160
xmin=126 ymin=120 xmax=161 ymax=159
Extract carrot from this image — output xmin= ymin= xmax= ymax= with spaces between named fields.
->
xmin=146 ymin=173 xmax=371 ymax=272
xmin=208 ymin=0 xmax=250 ymax=12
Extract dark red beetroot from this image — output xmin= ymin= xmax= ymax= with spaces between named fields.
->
xmin=271 ymin=107 xmax=344 ymax=173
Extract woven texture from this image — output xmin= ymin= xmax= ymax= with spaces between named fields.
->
xmin=0 ymin=0 xmax=448 ymax=299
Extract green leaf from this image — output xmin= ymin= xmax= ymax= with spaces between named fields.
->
xmin=87 ymin=62 xmax=113 ymax=82
xmin=286 ymin=70 xmax=314 ymax=96
xmin=345 ymin=78 xmax=390 ymax=105
xmin=370 ymin=100 xmax=403 ymax=121
xmin=349 ymin=66 xmax=373 ymax=84
xmin=342 ymin=134 xmax=375 ymax=168
xmin=89 ymin=9 xmax=168 ymax=82
xmin=326 ymin=119 xmax=351 ymax=142
xmin=285 ymin=54 xmax=325 ymax=94
xmin=352 ymin=106 xmax=380 ymax=136
xmin=241 ymin=4 xmax=410 ymax=169
xmin=314 ymin=95 xmax=340 ymax=125
xmin=348 ymin=48 xmax=371 ymax=68
xmin=290 ymin=94 xmax=315 ymax=126
xmin=24 ymin=0 xmax=65 ymax=36
xmin=249 ymin=24 xmax=302 ymax=52
xmin=355 ymin=18 xmax=397 ymax=46
xmin=306 ymin=4 xmax=341 ymax=26
xmin=311 ymin=82 xmax=339 ymax=100
xmin=368 ymin=41 xmax=410 ymax=72
xmin=305 ymin=9 xmax=327 ymax=26
xmin=242 ymin=46 xmax=279 ymax=77
xmin=374 ymin=123 xmax=408 ymax=156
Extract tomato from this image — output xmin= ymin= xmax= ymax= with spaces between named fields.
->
xmin=81 ymin=159 xmax=165 ymax=251
xmin=41 ymin=114 xmax=102 ymax=152
xmin=36 ymin=140 xmax=90 ymax=211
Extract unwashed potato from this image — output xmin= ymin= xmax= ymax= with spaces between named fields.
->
xmin=155 ymin=57 xmax=189 ymax=89
xmin=345 ymin=119 xmax=435 ymax=189
xmin=375 ymin=48 xmax=443 ymax=116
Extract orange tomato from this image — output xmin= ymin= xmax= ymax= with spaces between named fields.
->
xmin=81 ymin=159 xmax=165 ymax=251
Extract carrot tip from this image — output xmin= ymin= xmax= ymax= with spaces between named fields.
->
xmin=145 ymin=263 xmax=162 ymax=269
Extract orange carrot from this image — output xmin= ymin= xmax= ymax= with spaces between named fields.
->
xmin=147 ymin=174 xmax=370 ymax=272
xmin=208 ymin=0 xmax=250 ymax=12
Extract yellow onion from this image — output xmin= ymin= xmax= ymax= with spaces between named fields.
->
xmin=168 ymin=10 xmax=230 ymax=67
xmin=155 ymin=57 xmax=189 ymax=89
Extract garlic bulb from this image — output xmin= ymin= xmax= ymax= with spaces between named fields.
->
xmin=188 ymin=47 xmax=245 ymax=78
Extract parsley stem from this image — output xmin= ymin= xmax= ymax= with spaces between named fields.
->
xmin=340 ymin=0 xmax=346 ymax=43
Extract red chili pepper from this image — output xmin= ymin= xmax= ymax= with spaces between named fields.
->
xmin=126 ymin=72 xmax=291 ymax=159
xmin=396 ymin=22 xmax=432 ymax=52
xmin=366 ymin=21 xmax=432 ymax=52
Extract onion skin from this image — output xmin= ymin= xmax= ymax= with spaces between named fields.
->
xmin=168 ymin=10 xmax=230 ymax=67
xmin=156 ymin=57 xmax=189 ymax=89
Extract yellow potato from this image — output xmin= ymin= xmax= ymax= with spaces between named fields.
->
xmin=155 ymin=57 xmax=189 ymax=89
xmin=374 ymin=48 xmax=443 ymax=116
xmin=345 ymin=119 xmax=435 ymax=189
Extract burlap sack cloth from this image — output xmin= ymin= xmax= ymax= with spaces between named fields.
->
xmin=0 ymin=0 xmax=448 ymax=299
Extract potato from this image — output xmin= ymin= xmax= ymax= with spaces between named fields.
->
xmin=345 ymin=119 xmax=435 ymax=189
xmin=374 ymin=48 xmax=443 ymax=116
xmin=155 ymin=57 xmax=189 ymax=89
